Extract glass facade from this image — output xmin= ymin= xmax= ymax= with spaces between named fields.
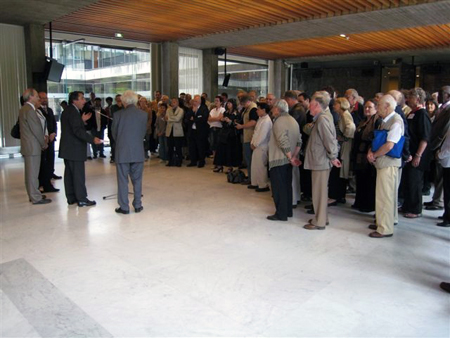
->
xmin=45 ymin=41 xmax=151 ymax=118
xmin=178 ymin=47 xmax=203 ymax=95
xmin=218 ymin=59 xmax=268 ymax=98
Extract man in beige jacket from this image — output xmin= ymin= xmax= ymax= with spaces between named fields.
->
xmin=304 ymin=91 xmax=341 ymax=230
xmin=19 ymin=88 xmax=51 ymax=204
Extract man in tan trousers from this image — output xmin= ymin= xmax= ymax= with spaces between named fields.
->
xmin=303 ymin=91 xmax=340 ymax=230
xmin=367 ymin=94 xmax=404 ymax=238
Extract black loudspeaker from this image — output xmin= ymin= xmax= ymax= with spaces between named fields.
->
xmin=222 ymin=74 xmax=231 ymax=87
xmin=214 ymin=47 xmax=226 ymax=56
xmin=300 ymin=62 xmax=308 ymax=69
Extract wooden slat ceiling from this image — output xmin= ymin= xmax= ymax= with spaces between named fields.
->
xmin=50 ymin=0 xmax=436 ymax=43
xmin=228 ymin=24 xmax=450 ymax=59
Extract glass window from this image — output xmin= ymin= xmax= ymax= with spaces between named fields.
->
xmin=179 ymin=47 xmax=203 ymax=95
xmin=218 ymin=59 xmax=268 ymax=98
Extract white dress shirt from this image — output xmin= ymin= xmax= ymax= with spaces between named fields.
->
xmin=251 ymin=114 xmax=272 ymax=149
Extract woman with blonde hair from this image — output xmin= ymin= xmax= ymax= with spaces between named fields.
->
xmin=328 ymin=97 xmax=355 ymax=206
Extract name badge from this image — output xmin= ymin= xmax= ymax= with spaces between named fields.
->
xmin=407 ymin=114 xmax=415 ymax=119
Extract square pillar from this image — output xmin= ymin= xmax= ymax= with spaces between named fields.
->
xmin=24 ymin=23 xmax=46 ymax=92
xmin=202 ymin=48 xmax=218 ymax=98
xmin=161 ymin=42 xmax=179 ymax=98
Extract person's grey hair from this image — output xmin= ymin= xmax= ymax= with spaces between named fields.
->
xmin=23 ymin=88 xmax=37 ymax=102
xmin=442 ymin=86 xmax=450 ymax=95
xmin=387 ymin=90 xmax=401 ymax=103
xmin=273 ymin=99 xmax=289 ymax=114
xmin=408 ymin=87 xmax=427 ymax=105
xmin=381 ymin=94 xmax=397 ymax=112
xmin=312 ymin=91 xmax=331 ymax=110
xmin=122 ymin=90 xmax=138 ymax=106
xmin=346 ymin=88 xmax=359 ymax=98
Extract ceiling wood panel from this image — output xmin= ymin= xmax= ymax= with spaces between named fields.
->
xmin=49 ymin=0 xmax=437 ymax=42
xmin=228 ymin=24 xmax=450 ymax=59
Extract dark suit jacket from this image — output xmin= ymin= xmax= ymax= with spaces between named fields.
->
xmin=189 ymin=104 xmax=210 ymax=136
xmin=59 ymin=104 xmax=95 ymax=161
xmin=112 ymin=105 xmax=147 ymax=163
xmin=38 ymin=106 xmax=57 ymax=137
xmin=430 ymin=105 xmax=450 ymax=151
xmin=19 ymin=103 xmax=46 ymax=156
xmin=351 ymin=101 xmax=365 ymax=127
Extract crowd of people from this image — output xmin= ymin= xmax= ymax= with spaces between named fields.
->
xmin=17 ymin=84 xmax=450 ymax=292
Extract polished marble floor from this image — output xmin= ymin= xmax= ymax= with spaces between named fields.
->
xmin=1 ymin=153 xmax=449 ymax=337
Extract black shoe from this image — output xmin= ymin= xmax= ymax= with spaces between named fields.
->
xmin=437 ymin=221 xmax=450 ymax=227
xmin=87 ymin=156 xmax=93 ymax=160
xmin=439 ymin=216 xmax=444 ymax=220
xmin=52 ymin=174 xmax=62 ymax=180
xmin=33 ymin=198 xmax=52 ymax=205
xmin=166 ymin=163 xmax=174 ymax=167
xmin=307 ymin=209 xmax=315 ymax=215
xmin=197 ymin=162 xmax=205 ymax=168
xmin=99 ymin=154 xmax=106 ymax=158
xmin=30 ymin=194 xmax=47 ymax=202
xmin=359 ymin=208 xmax=374 ymax=213
xmin=78 ymin=199 xmax=96 ymax=207
xmin=213 ymin=166 xmax=223 ymax=173
xmin=247 ymin=185 xmax=258 ymax=189
xmin=423 ymin=201 xmax=434 ymax=207
xmin=110 ymin=159 xmax=115 ymax=163
xmin=337 ymin=198 xmax=346 ymax=204
xmin=301 ymin=195 xmax=311 ymax=202
xmin=425 ymin=205 xmax=444 ymax=211
xmin=328 ymin=201 xmax=338 ymax=207
xmin=266 ymin=214 xmax=287 ymax=221
xmin=368 ymin=224 xmax=377 ymax=230
xmin=292 ymin=203 xmax=297 ymax=208
xmin=305 ymin=204 xmax=313 ymax=210
xmin=135 ymin=206 xmax=144 ymax=213
xmin=42 ymin=187 xmax=60 ymax=193
xmin=440 ymin=282 xmax=450 ymax=293
xmin=115 ymin=207 xmax=129 ymax=214
xmin=241 ymin=179 xmax=250 ymax=185
xmin=187 ymin=162 xmax=197 ymax=167
xmin=93 ymin=155 xmax=98 ymax=159
xmin=68 ymin=200 xmax=77 ymax=205
xmin=256 ymin=187 xmax=270 ymax=192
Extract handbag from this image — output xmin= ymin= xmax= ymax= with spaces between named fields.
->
xmin=11 ymin=119 xmax=20 ymax=139
xmin=372 ymin=129 xmax=405 ymax=159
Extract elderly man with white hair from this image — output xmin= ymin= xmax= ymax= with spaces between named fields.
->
xmin=112 ymin=90 xmax=148 ymax=214
xmin=367 ymin=94 xmax=405 ymax=238
xmin=303 ymin=91 xmax=340 ymax=230
xmin=266 ymin=99 xmax=301 ymax=221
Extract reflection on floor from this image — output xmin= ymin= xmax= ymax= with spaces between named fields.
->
xmin=1 ymin=153 xmax=449 ymax=337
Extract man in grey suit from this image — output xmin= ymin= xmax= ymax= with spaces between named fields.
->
xmin=19 ymin=88 xmax=51 ymax=204
xmin=112 ymin=90 xmax=148 ymax=214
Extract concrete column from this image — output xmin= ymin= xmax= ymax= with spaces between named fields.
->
xmin=150 ymin=43 xmax=161 ymax=100
xmin=273 ymin=59 xmax=287 ymax=99
xmin=202 ymin=49 xmax=218 ymax=98
xmin=161 ymin=42 xmax=179 ymax=98
xmin=24 ymin=24 xmax=46 ymax=92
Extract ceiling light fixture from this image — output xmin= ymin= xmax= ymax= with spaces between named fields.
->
xmin=339 ymin=34 xmax=350 ymax=40
xmin=115 ymin=32 xmax=123 ymax=38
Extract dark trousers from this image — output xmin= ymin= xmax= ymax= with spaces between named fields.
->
xmin=328 ymin=165 xmax=347 ymax=201
xmin=443 ymin=167 xmax=450 ymax=222
xmin=39 ymin=149 xmax=53 ymax=190
xmin=188 ymin=130 xmax=207 ymax=165
xmin=167 ymin=135 xmax=183 ymax=165
xmin=299 ymin=156 xmax=312 ymax=198
xmin=110 ymin=135 xmax=116 ymax=160
xmin=91 ymin=129 xmax=105 ymax=155
xmin=402 ymin=163 xmax=424 ymax=214
xmin=116 ymin=162 xmax=144 ymax=211
xmin=46 ymin=141 xmax=56 ymax=174
xmin=270 ymin=164 xmax=293 ymax=220
xmin=63 ymin=159 xmax=88 ymax=203
xmin=354 ymin=167 xmax=376 ymax=211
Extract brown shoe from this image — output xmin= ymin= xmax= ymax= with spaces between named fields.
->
xmin=303 ymin=224 xmax=325 ymax=230
xmin=308 ymin=219 xmax=329 ymax=226
xmin=369 ymin=231 xmax=393 ymax=238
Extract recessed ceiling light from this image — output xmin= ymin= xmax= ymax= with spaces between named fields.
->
xmin=115 ymin=33 xmax=123 ymax=38
xmin=340 ymin=34 xmax=346 ymax=38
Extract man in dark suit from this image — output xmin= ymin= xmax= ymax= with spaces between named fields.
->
xmin=59 ymin=91 xmax=102 ymax=207
xmin=88 ymin=97 xmax=108 ymax=158
xmin=111 ymin=90 xmax=147 ymax=214
xmin=37 ymin=92 xmax=60 ymax=193
xmin=187 ymin=94 xmax=210 ymax=168
xmin=109 ymin=94 xmax=123 ymax=163
xmin=19 ymin=88 xmax=51 ymax=205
